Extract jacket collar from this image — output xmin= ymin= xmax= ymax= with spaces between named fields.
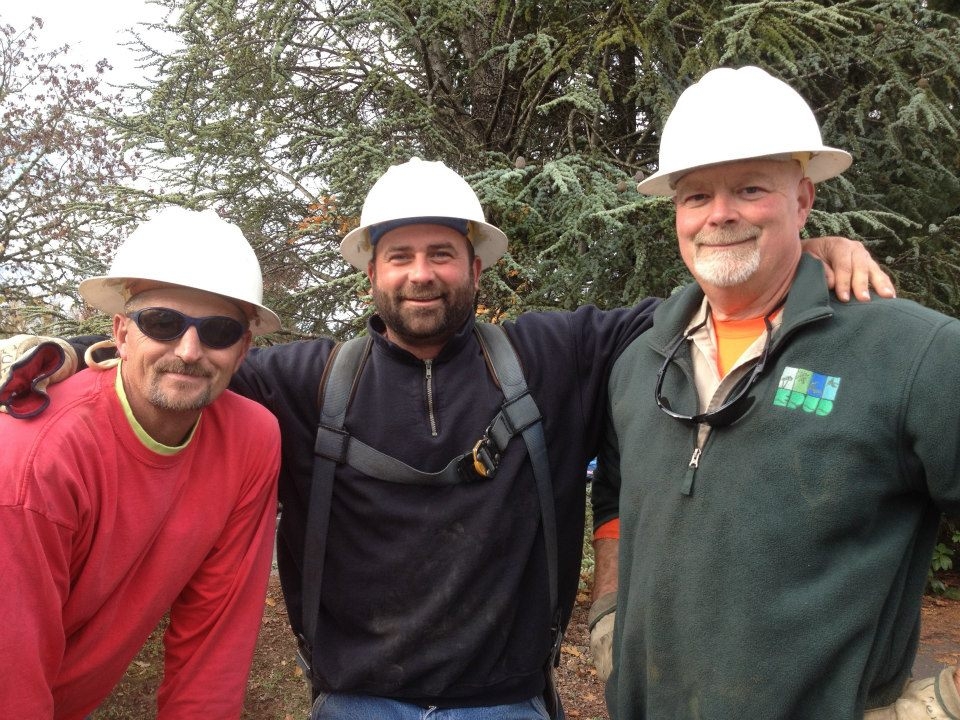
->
xmin=367 ymin=313 xmax=478 ymax=364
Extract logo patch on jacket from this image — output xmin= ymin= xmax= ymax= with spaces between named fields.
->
xmin=773 ymin=366 xmax=840 ymax=416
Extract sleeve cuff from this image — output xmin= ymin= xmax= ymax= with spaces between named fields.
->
xmin=593 ymin=518 xmax=619 ymax=541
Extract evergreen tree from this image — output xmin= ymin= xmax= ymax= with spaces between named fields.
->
xmin=112 ymin=0 xmax=960 ymax=337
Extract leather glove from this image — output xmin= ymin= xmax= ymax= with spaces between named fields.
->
xmin=588 ymin=591 xmax=617 ymax=682
xmin=864 ymin=667 xmax=960 ymax=720
xmin=0 ymin=335 xmax=78 ymax=418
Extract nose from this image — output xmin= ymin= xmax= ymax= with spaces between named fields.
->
xmin=407 ymin=254 xmax=435 ymax=283
xmin=173 ymin=326 xmax=204 ymax=363
xmin=706 ymin=191 xmax=739 ymax=226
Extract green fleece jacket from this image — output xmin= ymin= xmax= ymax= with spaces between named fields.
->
xmin=595 ymin=255 xmax=960 ymax=719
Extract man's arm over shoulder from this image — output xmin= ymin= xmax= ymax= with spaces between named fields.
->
xmin=800 ymin=236 xmax=896 ymax=302
xmin=575 ymin=300 xmax=661 ymax=362
xmin=229 ymin=338 xmax=336 ymax=413
xmin=503 ymin=301 xmax=658 ymax=454
xmin=509 ymin=299 xmax=659 ymax=360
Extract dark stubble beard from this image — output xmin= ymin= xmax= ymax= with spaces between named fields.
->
xmin=372 ymin=271 xmax=478 ymax=350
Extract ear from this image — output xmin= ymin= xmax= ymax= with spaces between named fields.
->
xmin=472 ymin=255 xmax=482 ymax=290
xmin=367 ymin=260 xmax=376 ymax=286
xmin=796 ymin=177 xmax=816 ymax=228
xmin=113 ymin=314 xmax=131 ymax=360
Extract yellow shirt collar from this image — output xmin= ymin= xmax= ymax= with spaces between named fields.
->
xmin=114 ymin=360 xmax=199 ymax=454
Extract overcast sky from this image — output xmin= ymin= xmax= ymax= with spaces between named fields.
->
xmin=2 ymin=0 xmax=172 ymax=86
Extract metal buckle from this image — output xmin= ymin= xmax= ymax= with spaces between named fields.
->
xmin=471 ymin=435 xmax=500 ymax=478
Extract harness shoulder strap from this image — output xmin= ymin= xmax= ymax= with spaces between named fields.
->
xmin=300 ymin=335 xmax=371 ymax=667
xmin=318 ymin=336 xmax=372 ymax=427
xmin=475 ymin=323 xmax=564 ymax=718
xmin=474 ymin=323 xmax=560 ymax=633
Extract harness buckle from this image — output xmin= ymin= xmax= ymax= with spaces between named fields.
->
xmin=471 ymin=434 xmax=500 ymax=478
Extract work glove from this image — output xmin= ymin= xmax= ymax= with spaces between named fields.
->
xmin=864 ymin=666 xmax=960 ymax=720
xmin=0 ymin=335 xmax=78 ymax=418
xmin=588 ymin=591 xmax=617 ymax=683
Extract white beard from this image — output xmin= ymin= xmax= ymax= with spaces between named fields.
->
xmin=693 ymin=226 xmax=761 ymax=288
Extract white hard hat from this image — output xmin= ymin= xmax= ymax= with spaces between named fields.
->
xmin=637 ymin=66 xmax=852 ymax=196
xmin=340 ymin=158 xmax=508 ymax=270
xmin=78 ymin=207 xmax=281 ymax=334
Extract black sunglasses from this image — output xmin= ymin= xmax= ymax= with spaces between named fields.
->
xmin=655 ymin=313 xmax=773 ymax=428
xmin=128 ymin=307 xmax=247 ymax=349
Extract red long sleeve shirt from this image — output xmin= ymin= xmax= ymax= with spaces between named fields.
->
xmin=0 ymin=365 xmax=281 ymax=719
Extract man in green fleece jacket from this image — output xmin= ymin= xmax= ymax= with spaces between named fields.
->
xmin=592 ymin=65 xmax=960 ymax=720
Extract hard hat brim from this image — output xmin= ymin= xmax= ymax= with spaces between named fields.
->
xmin=78 ymin=276 xmax=282 ymax=336
xmin=637 ymin=148 xmax=853 ymax=196
xmin=340 ymin=219 xmax=508 ymax=271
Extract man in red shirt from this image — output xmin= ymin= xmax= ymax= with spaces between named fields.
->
xmin=0 ymin=207 xmax=283 ymax=719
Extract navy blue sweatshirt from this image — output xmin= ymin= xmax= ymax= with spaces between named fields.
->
xmin=231 ymin=303 xmax=656 ymax=706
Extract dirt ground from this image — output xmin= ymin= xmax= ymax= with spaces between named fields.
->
xmin=92 ymin=572 xmax=607 ymax=719
xmin=916 ymin=593 xmax=960 ymax=674
xmin=94 ymin=574 xmax=960 ymax=719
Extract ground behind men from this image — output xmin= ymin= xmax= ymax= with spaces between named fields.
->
xmin=88 ymin=567 xmax=960 ymax=719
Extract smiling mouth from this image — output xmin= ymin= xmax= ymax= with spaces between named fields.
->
xmin=164 ymin=372 xmax=210 ymax=384
xmin=699 ymin=236 xmax=755 ymax=249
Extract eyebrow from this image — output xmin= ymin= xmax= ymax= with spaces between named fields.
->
xmin=381 ymin=240 xmax=459 ymax=254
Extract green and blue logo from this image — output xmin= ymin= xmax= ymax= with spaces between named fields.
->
xmin=773 ymin=366 xmax=840 ymax=416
